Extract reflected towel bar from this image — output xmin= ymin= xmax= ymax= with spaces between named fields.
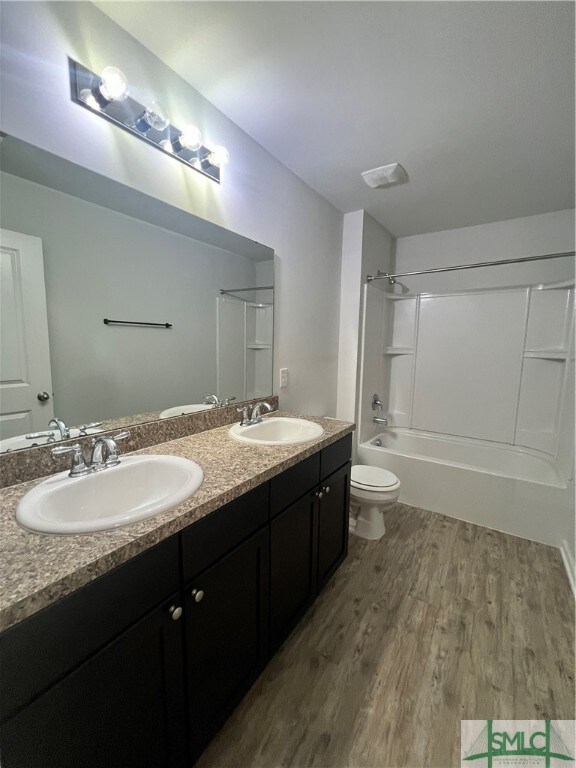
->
xmin=103 ymin=319 xmax=173 ymax=328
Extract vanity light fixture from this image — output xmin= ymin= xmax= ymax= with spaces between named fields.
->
xmin=163 ymin=123 xmax=203 ymax=154
xmin=69 ymin=58 xmax=228 ymax=183
xmin=134 ymin=100 xmax=170 ymax=134
xmin=207 ymin=145 xmax=230 ymax=168
xmin=80 ymin=65 xmax=129 ymax=110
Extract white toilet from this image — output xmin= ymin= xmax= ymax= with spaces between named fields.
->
xmin=349 ymin=464 xmax=401 ymax=540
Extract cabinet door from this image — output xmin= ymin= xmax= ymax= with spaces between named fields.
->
xmin=270 ymin=491 xmax=317 ymax=652
xmin=0 ymin=595 xmax=187 ymax=768
xmin=317 ymin=462 xmax=350 ymax=591
xmin=185 ymin=527 xmax=269 ymax=761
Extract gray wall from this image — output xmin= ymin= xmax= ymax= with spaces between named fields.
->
xmin=1 ymin=171 xmax=258 ymax=424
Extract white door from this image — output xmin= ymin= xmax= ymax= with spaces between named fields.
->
xmin=0 ymin=228 xmax=54 ymax=439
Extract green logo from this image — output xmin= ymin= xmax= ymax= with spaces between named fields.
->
xmin=462 ymin=720 xmax=574 ymax=767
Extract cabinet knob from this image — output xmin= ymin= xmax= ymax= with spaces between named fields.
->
xmin=168 ymin=605 xmax=182 ymax=621
xmin=315 ymin=490 xmax=323 ymax=499
xmin=191 ymin=588 xmax=205 ymax=603
xmin=324 ymin=486 xmax=331 ymax=494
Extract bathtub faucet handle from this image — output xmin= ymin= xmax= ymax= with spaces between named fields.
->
xmin=373 ymin=416 xmax=388 ymax=426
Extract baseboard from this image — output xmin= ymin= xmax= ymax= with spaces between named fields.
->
xmin=560 ymin=539 xmax=576 ymax=599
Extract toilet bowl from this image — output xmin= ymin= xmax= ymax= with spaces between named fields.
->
xmin=349 ymin=464 xmax=401 ymax=540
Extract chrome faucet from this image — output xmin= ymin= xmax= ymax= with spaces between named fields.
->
xmin=90 ymin=431 xmax=130 ymax=471
xmin=203 ymin=394 xmax=237 ymax=408
xmin=48 ymin=417 xmax=70 ymax=440
xmin=237 ymin=401 xmax=274 ymax=427
xmin=51 ymin=431 xmax=131 ymax=477
xmin=371 ymin=393 xmax=388 ymax=425
xmin=251 ymin=401 xmax=273 ymax=423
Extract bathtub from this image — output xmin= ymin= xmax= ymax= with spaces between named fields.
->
xmin=357 ymin=428 xmax=571 ymax=547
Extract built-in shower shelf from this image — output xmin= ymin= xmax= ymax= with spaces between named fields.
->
xmin=523 ymin=349 xmax=568 ymax=360
xmin=382 ymin=346 xmax=414 ymax=355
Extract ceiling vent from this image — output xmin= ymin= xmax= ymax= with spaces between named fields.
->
xmin=361 ymin=162 xmax=408 ymax=189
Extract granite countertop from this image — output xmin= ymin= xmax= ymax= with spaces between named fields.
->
xmin=0 ymin=414 xmax=354 ymax=632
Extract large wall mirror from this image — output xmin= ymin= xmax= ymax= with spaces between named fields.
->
xmin=0 ymin=136 xmax=274 ymax=453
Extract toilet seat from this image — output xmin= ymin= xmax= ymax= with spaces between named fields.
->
xmin=351 ymin=465 xmax=400 ymax=491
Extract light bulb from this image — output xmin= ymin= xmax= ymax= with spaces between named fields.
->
xmin=207 ymin=145 xmax=229 ymax=168
xmin=135 ymin=100 xmax=170 ymax=133
xmin=99 ymin=66 xmax=129 ymax=103
xmin=175 ymin=124 xmax=202 ymax=152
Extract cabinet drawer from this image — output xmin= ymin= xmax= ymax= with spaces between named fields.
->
xmin=0 ymin=535 xmax=179 ymax=721
xmin=181 ymin=483 xmax=268 ymax=582
xmin=320 ymin=434 xmax=352 ymax=480
xmin=269 ymin=452 xmax=320 ymax=518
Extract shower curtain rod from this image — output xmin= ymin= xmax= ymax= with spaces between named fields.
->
xmin=219 ymin=286 xmax=274 ymax=305
xmin=366 ymin=250 xmax=575 ymax=284
xmin=219 ymin=285 xmax=274 ymax=294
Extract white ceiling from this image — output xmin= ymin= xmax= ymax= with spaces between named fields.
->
xmin=96 ymin=1 xmax=575 ymax=237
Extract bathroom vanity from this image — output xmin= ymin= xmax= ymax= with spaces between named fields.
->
xmin=0 ymin=419 xmax=352 ymax=768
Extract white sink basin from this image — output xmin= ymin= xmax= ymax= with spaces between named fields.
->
xmin=16 ymin=455 xmax=204 ymax=535
xmin=0 ymin=426 xmax=103 ymax=453
xmin=229 ymin=417 xmax=324 ymax=446
xmin=159 ymin=404 xmax=212 ymax=419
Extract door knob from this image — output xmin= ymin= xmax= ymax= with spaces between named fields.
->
xmin=37 ymin=391 xmax=50 ymax=402
xmin=191 ymin=588 xmax=204 ymax=603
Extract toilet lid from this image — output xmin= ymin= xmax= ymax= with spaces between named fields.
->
xmin=351 ymin=464 xmax=399 ymax=489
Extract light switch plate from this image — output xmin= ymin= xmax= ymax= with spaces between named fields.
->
xmin=279 ymin=368 xmax=289 ymax=388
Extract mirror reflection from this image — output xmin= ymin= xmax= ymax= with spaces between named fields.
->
xmin=0 ymin=137 xmax=274 ymax=452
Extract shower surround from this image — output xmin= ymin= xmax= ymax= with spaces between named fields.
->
xmin=357 ymin=273 xmax=575 ymax=585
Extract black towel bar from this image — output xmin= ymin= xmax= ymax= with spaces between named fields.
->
xmin=103 ymin=319 xmax=173 ymax=328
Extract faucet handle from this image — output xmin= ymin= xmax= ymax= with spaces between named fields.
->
xmin=77 ymin=422 xmax=103 ymax=436
xmin=237 ymin=406 xmax=252 ymax=426
xmin=25 ymin=431 xmax=56 ymax=440
xmin=51 ymin=443 xmax=91 ymax=477
xmin=112 ymin=431 xmax=130 ymax=442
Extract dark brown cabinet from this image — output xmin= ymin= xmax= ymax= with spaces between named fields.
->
xmin=0 ymin=591 xmax=187 ymax=768
xmin=184 ymin=527 xmax=269 ymax=762
xmin=317 ymin=461 xmax=350 ymax=591
xmin=270 ymin=490 xmax=317 ymax=650
xmin=270 ymin=434 xmax=351 ymax=651
xmin=0 ymin=434 xmax=352 ymax=768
